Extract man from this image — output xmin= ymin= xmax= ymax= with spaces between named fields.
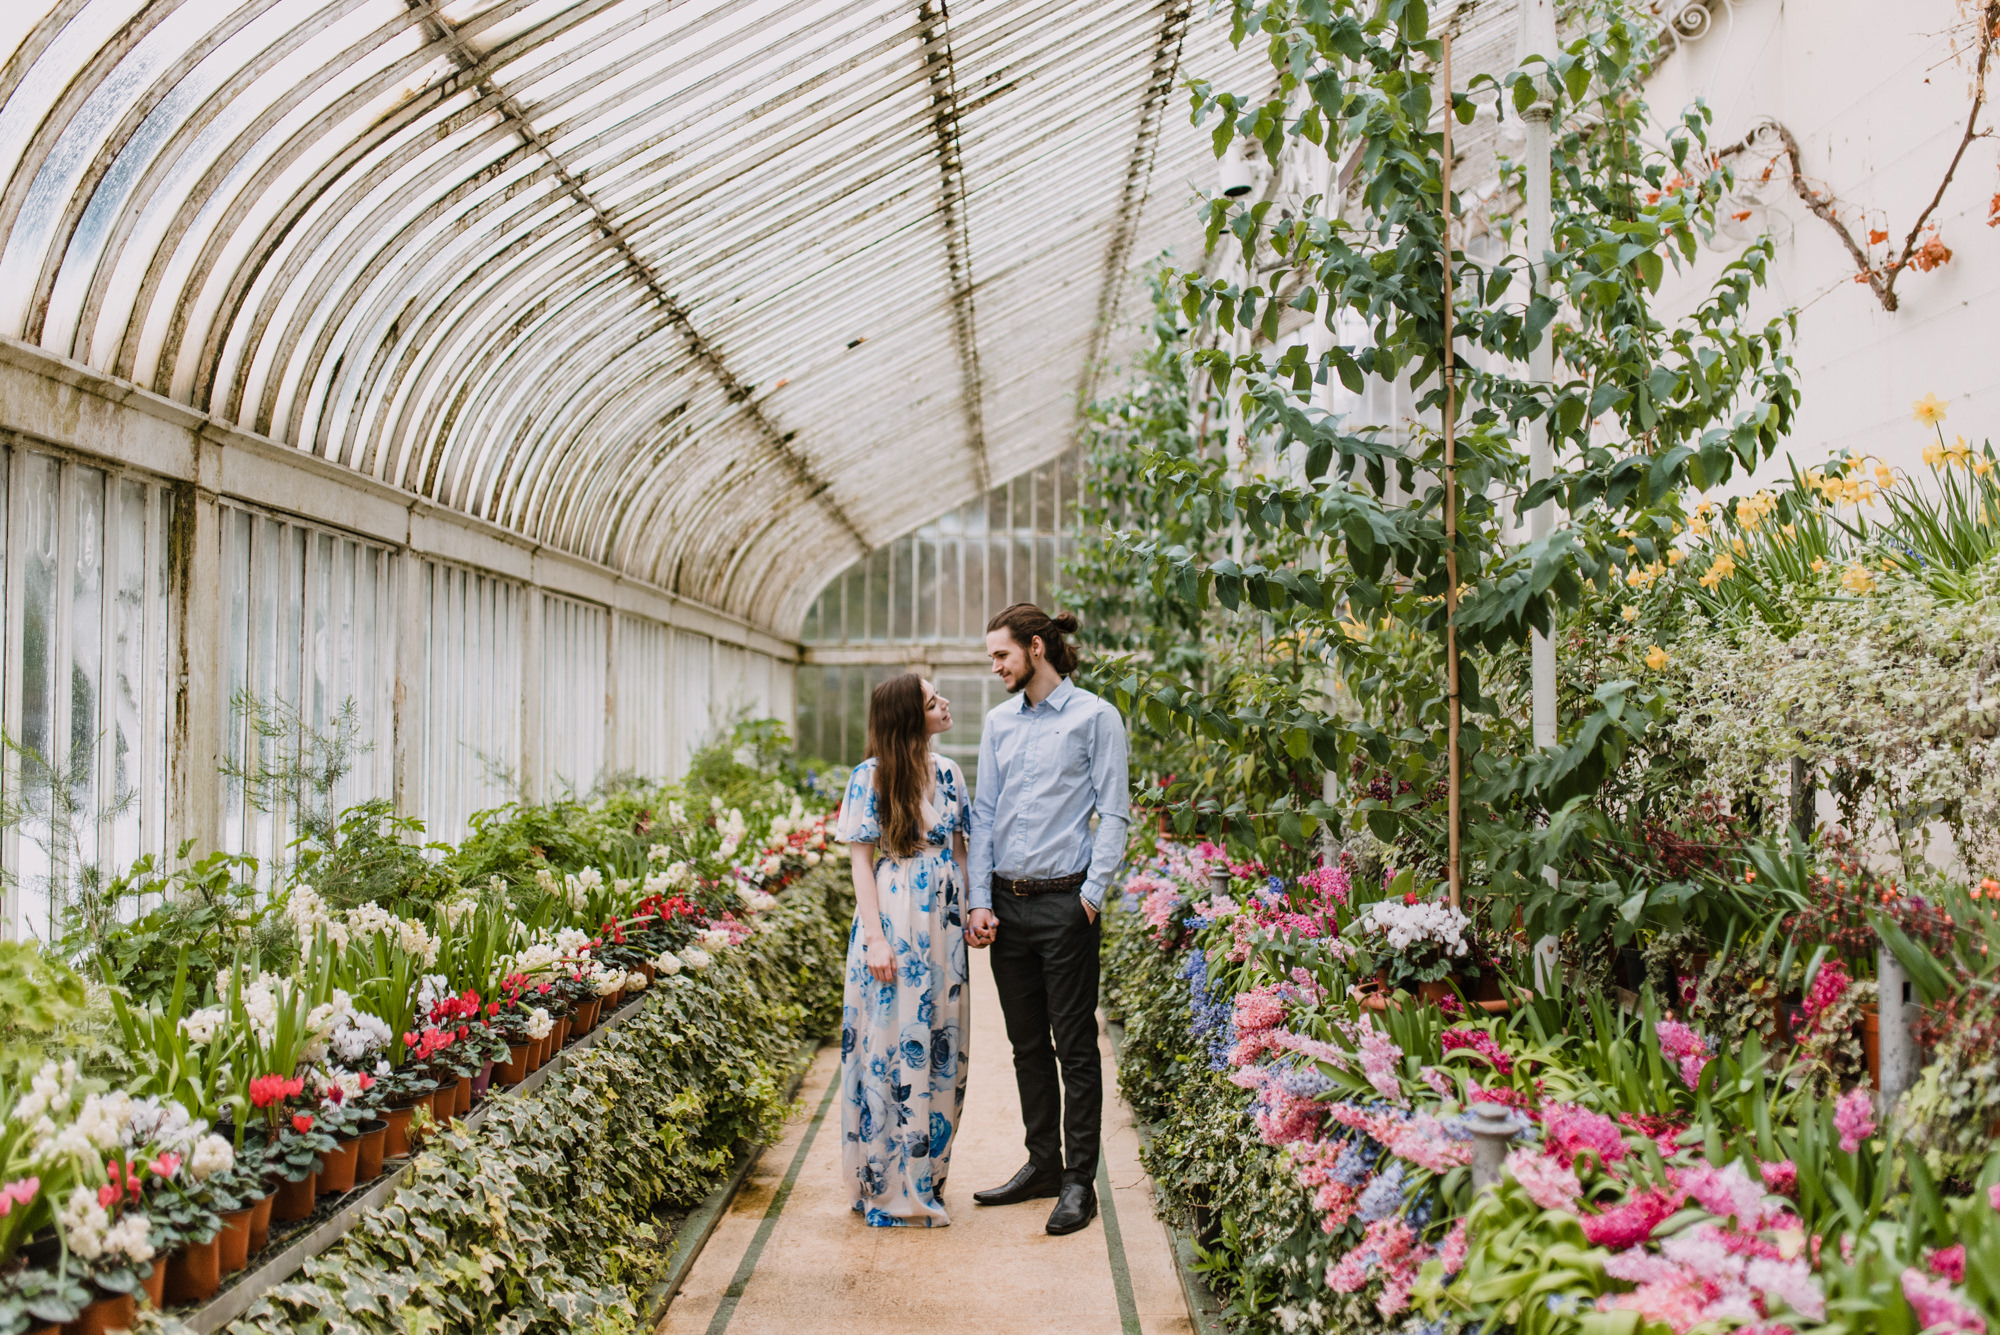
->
xmin=966 ymin=602 xmax=1130 ymax=1236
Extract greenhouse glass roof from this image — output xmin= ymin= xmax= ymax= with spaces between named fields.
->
xmin=0 ymin=0 xmax=1278 ymax=633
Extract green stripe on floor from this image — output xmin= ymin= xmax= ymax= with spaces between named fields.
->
xmin=705 ymin=1067 xmax=842 ymax=1335
xmin=1095 ymin=1154 xmax=1143 ymax=1335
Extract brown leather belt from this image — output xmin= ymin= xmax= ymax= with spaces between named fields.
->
xmin=994 ymin=871 xmax=1087 ymax=897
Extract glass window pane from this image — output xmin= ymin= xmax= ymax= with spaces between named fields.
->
xmin=69 ymin=466 xmax=105 ymax=900
xmin=17 ymin=453 xmax=61 ymax=939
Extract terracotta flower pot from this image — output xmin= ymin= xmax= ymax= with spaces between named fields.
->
xmin=554 ymin=1017 xmax=571 ymax=1050
xmin=247 ymin=1189 xmax=275 ymax=1252
xmin=470 ymin=1062 xmax=495 ymax=1103
xmin=430 ymin=1088 xmax=453 ymax=1124
xmin=33 ymin=1324 xmax=61 ymax=1335
xmin=453 ymin=1075 xmax=472 ymax=1116
xmin=1418 ymin=980 xmax=1452 ymax=1007
xmin=139 ymin=1256 xmax=166 ymax=1307
xmin=61 ymin=1291 xmax=134 ymax=1335
xmin=354 ymin=1120 xmax=387 ymax=1182
xmin=603 ymin=988 xmax=623 ymax=1012
xmin=502 ymin=1044 xmax=530 ymax=1085
xmin=217 ymin=1205 xmax=255 ymax=1273
xmin=529 ymin=1035 xmax=546 ymax=1071
xmin=1863 ymin=1006 xmax=1881 ymax=1090
xmin=640 ymin=961 xmax=658 ymax=985
xmin=381 ymin=1104 xmax=419 ymax=1158
xmin=165 ymin=1233 xmax=222 ymax=1304
xmin=270 ymin=1172 xmax=316 ymax=1223
xmin=571 ymin=999 xmax=600 ymax=1036
xmin=316 ymin=1136 xmax=360 ymax=1196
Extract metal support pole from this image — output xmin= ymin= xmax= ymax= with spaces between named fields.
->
xmin=1466 ymin=1102 xmax=1518 ymax=1191
xmin=1876 ymin=940 xmax=1917 ymax=1114
xmin=1520 ymin=0 xmax=1561 ymax=989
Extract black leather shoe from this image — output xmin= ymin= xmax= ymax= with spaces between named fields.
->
xmin=1045 ymin=1182 xmax=1097 ymax=1235
xmin=972 ymin=1163 xmax=1063 ymax=1206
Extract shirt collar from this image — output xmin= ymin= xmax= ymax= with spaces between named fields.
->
xmin=1019 ymin=677 xmax=1077 ymax=714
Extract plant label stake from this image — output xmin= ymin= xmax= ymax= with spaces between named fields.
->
xmin=1442 ymin=31 xmax=1461 ymax=910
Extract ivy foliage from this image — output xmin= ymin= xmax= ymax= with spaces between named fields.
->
xmin=214 ymin=867 xmax=846 ymax=1335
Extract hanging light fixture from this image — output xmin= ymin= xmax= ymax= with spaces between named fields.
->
xmin=1219 ymin=138 xmax=1255 ymax=197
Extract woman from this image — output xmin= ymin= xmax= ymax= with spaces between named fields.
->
xmin=836 ymin=674 xmax=971 ymax=1227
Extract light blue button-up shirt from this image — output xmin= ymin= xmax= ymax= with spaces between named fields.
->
xmin=968 ymin=677 xmax=1130 ymax=912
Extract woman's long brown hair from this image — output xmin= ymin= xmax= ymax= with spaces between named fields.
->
xmin=864 ymin=673 xmax=932 ymax=858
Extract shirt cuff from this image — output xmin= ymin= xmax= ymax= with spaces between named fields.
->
xmin=968 ymin=879 xmax=992 ymax=913
xmin=1080 ymin=878 xmax=1107 ymax=912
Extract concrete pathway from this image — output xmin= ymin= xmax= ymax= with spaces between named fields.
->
xmin=658 ymin=947 xmax=1193 ymax=1335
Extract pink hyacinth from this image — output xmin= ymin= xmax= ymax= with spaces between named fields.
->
xmin=1989 ymin=1182 xmax=2000 ymax=1211
xmin=1901 ymin=1267 xmax=1987 ymax=1335
xmin=1759 ymin=1159 xmax=1797 ymax=1198
xmin=1542 ymin=1103 xmax=1628 ymax=1171
xmin=1798 ymin=959 xmax=1851 ymax=1034
xmin=1419 ymin=1065 xmax=1453 ymax=1097
xmin=1326 ymin=1217 xmax=1417 ymax=1293
xmin=1440 ymin=1219 xmax=1468 ymax=1275
xmin=1833 ymin=1086 xmax=1876 ymax=1153
xmin=1656 ymin=1019 xmax=1712 ymax=1089
xmin=1681 ymin=1160 xmax=1772 ymax=1229
xmin=1583 ymin=1185 xmax=1686 ymax=1250
xmin=1929 ymin=1245 xmax=1967 ymax=1285
xmin=1507 ymin=1146 xmax=1582 ymax=1212
xmin=1357 ymin=1024 xmax=1406 ymax=1104
xmin=1440 ymin=1025 xmax=1514 ymax=1075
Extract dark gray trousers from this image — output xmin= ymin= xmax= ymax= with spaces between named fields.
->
xmin=989 ymin=889 xmax=1101 ymax=1186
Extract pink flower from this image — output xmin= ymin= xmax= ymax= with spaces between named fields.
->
xmin=0 ymin=1177 xmax=38 ymax=1216
xmin=1440 ymin=1025 xmax=1514 ymax=1074
xmin=1440 ymin=1219 xmax=1468 ymax=1275
xmin=1506 ymin=1146 xmax=1582 ymax=1212
xmin=1681 ymin=1160 xmax=1772 ymax=1228
xmin=1543 ymin=1103 xmax=1628 ymax=1170
xmin=1901 ymin=1267 xmax=1987 ymax=1335
xmin=1326 ymin=1218 xmax=1416 ymax=1292
xmin=1419 ymin=1065 xmax=1453 ymax=1097
xmin=147 ymin=1152 xmax=182 ymax=1180
xmin=1656 ymin=1019 xmax=1712 ymax=1089
xmin=1928 ymin=1245 xmax=1967 ymax=1285
xmin=1357 ymin=1025 xmax=1406 ymax=1104
xmin=1760 ymin=1159 xmax=1797 ymax=1198
xmin=1833 ymin=1087 xmax=1876 ymax=1153
xmin=1746 ymin=1256 xmax=1826 ymax=1321
xmin=1989 ymin=1183 xmax=2000 ymax=1211
xmin=1582 ymin=1186 xmax=1686 ymax=1249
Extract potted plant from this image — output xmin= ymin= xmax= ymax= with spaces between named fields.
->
xmin=1345 ymin=875 xmax=1475 ymax=1004
xmin=366 ymin=1069 xmax=437 ymax=1159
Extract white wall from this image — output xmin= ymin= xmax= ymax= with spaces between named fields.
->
xmin=1643 ymin=0 xmax=2000 ymax=486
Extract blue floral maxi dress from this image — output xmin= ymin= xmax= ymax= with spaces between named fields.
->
xmin=837 ymin=755 xmax=972 ymax=1227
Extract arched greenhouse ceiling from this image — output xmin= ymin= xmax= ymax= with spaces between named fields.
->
xmin=0 ymin=0 xmax=1273 ymax=635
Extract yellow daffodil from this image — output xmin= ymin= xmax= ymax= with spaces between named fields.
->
xmin=1811 ymin=557 xmax=1827 ymax=573
xmin=1644 ymin=644 xmax=1669 ymax=671
xmin=1841 ymin=562 xmax=1876 ymax=595
xmin=1947 ymin=434 xmax=1973 ymax=466
xmin=1688 ymin=514 xmax=1710 ymax=538
xmin=1626 ymin=544 xmax=1639 ymax=556
xmin=1698 ymin=552 xmax=1736 ymax=589
xmin=1621 ymin=605 xmax=1639 ymax=623
xmin=1974 ymin=457 xmax=1993 ymax=477
xmin=1731 ymin=537 xmax=1747 ymax=556
xmin=1667 ymin=547 xmax=1685 ymax=566
xmin=1781 ymin=523 xmax=1797 ymax=539
xmin=1913 ymin=393 xmax=1948 ymax=426
xmin=1924 ymin=440 xmax=1944 ymax=467
xmin=1874 ymin=462 xmax=1895 ymax=490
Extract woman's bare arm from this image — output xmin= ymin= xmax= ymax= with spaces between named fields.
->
xmin=851 ymin=843 xmax=895 ymax=983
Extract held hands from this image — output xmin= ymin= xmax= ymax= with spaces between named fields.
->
xmin=863 ymin=934 xmax=896 ymax=984
xmin=966 ymin=908 xmax=998 ymax=949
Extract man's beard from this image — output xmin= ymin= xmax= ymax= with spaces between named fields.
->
xmin=1001 ymin=670 xmax=1026 ymax=695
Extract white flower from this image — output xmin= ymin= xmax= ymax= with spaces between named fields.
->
xmin=534 ymin=867 xmax=559 ymax=896
xmin=804 ymin=851 xmax=822 ymax=866
xmin=179 ymin=1006 xmax=226 ymax=1046
xmin=123 ymin=1097 xmax=199 ymax=1157
xmin=331 ymin=1010 xmax=391 ymax=1064
xmin=525 ymin=1007 xmax=553 ymax=1040
xmin=648 ymin=843 xmax=673 ymax=864
xmin=680 ymin=947 xmax=712 ymax=971
xmin=589 ymin=962 xmax=624 ymax=997
xmin=625 ymin=970 xmax=649 ymax=992
xmin=654 ymin=951 xmax=683 ymax=975
xmin=746 ymin=891 xmax=778 ymax=912
xmin=698 ymin=927 xmax=732 ymax=951
xmin=396 ymin=918 xmax=439 ymax=966
xmin=189 ymin=1134 xmax=235 ymax=1182
xmin=59 ymin=1187 xmax=152 ymax=1264
xmin=75 ymin=1092 xmax=139 ymax=1153
xmin=667 ymin=801 xmax=688 ymax=826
